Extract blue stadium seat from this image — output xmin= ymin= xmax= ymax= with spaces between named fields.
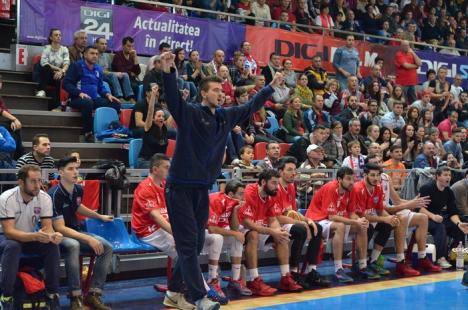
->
xmin=130 ymin=230 xmax=159 ymax=252
xmin=266 ymin=116 xmax=279 ymax=135
xmin=128 ymin=138 xmax=143 ymax=169
xmin=82 ymin=218 xmax=146 ymax=253
xmin=93 ymin=107 xmax=131 ymax=143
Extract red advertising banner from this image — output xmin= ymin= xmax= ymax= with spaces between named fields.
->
xmin=245 ymin=25 xmax=399 ymax=77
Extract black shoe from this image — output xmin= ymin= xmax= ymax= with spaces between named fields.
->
xmin=0 ymin=295 xmax=14 ymax=310
xmin=47 ymin=293 xmax=61 ymax=310
xmin=305 ymin=269 xmax=332 ymax=288
xmin=84 ymin=132 xmax=95 ymax=143
xmin=290 ymin=271 xmax=310 ymax=290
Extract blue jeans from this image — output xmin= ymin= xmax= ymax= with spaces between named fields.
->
xmin=104 ymin=72 xmax=134 ymax=99
xmin=60 ymin=234 xmax=113 ymax=296
xmin=177 ymin=77 xmax=198 ymax=101
xmin=226 ymin=132 xmax=244 ymax=161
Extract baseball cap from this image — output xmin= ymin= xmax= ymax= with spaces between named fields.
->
xmin=306 ymin=144 xmax=323 ymax=154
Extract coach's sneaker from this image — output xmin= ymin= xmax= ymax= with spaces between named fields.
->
xmin=418 ymin=257 xmax=442 ymax=273
xmin=396 ymin=261 xmax=421 ymax=276
xmin=369 ymin=261 xmax=391 ymax=276
xmin=436 ymin=257 xmax=452 ymax=269
xmin=83 ymin=292 xmax=111 ymax=310
xmin=227 ymin=279 xmax=252 ymax=296
xmin=195 ymin=296 xmax=220 ymax=310
xmin=353 ymin=264 xmax=380 ymax=280
xmin=247 ymin=277 xmax=277 ymax=296
xmin=163 ymin=291 xmax=195 ymax=310
xmin=462 ymin=271 xmax=468 ymax=287
xmin=291 ymin=271 xmax=310 ymax=290
xmin=335 ymin=268 xmax=354 ymax=283
xmin=305 ymin=269 xmax=331 ymax=288
xmin=207 ymin=278 xmax=228 ymax=305
xmin=279 ymin=272 xmax=303 ymax=292
xmin=0 ymin=295 xmax=13 ymax=310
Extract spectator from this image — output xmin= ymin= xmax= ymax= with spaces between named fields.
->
xmin=383 ymin=145 xmax=407 ymax=191
xmin=0 ymin=126 xmax=16 ymax=182
xmin=381 ymin=5 xmax=399 ymax=34
xmin=405 ymin=106 xmax=420 ymax=129
xmin=421 ymin=14 xmax=443 ymax=43
xmin=441 ymin=152 xmax=463 ymax=184
xmin=272 ymin=0 xmax=296 ymax=23
xmin=402 ymin=22 xmax=420 ymax=44
xmin=64 ymin=46 xmax=121 ymax=142
xmin=342 ymin=118 xmax=368 ymax=156
xmin=271 ymin=77 xmax=291 ymax=107
xmin=451 ymin=170 xmax=468 ymax=216
xmin=0 ymin=165 xmax=63 ymax=310
xmin=219 ymin=65 xmax=234 ymax=102
xmin=364 ymin=124 xmax=380 ymax=146
xmin=450 ymin=74 xmax=464 ymax=102
xmin=185 ymin=50 xmax=209 ymax=88
xmin=418 ymin=167 xmax=468 ymax=269
xmin=49 ymin=157 xmax=113 ymax=309
xmin=428 ymin=127 xmax=447 ymax=158
xmin=111 ymin=37 xmax=141 ymax=100
xmin=330 ymin=121 xmax=345 ymax=163
xmin=429 ymin=66 xmax=452 ymax=125
xmin=297 ymin=144 xmax=327 ymax=205
xmin=443 ymin=128 xmax=464 ymax=165
xmin=16 ymin=134 xmax=55 ymax=178
xmin=256 ymin=142 xmax=281 ymax=170
xmin=229 ymin=51 xmax=251 ymax=87
xmin=234 ymin=88 xmax=256 ymax=146
xmin=272 ymin=11 xmax=295 ymax=31
xmin=322 ymin=126 xmax=339 ymax=163
xmin=96 ymin=37 xmax=135 ymax=102
xmin=294 ymin=74 xmax=313 ymax=110
xmin=282 ymin=58 xmax=297 ymax=88
xmin=438 ymin=110 xmax=458 ymax=142
xmin=330 ymin=0 xmax=348 ymax=21
xmin=387 ymin=27 xmax=404 ymax=46
xmin=365 ymin=82 xmax=390 ymax=116
xmin=361 ymin=65 xmax=392 ymax=97
xmin=394 ymin=40 xmax=422 ymax=104
xmin=387 ymin=85 xmax=406 ymax=111
xmin=323 ymin=79 xmax=341 ymax=116
xmin=380 ymin=101 xmax=406 ymax=134
xmin=439 ymin=39 xmax=461 ymax=56
xmin=147 ymin=42 xmax=171 ymax=72
xmin=396 ymin=124 xmax=421 ymax=168
xmin=252 ymin=107 xmax=283 ymax=143
xmin=455 ymin=28 xmax=468 ymax=50
xmin=411 ymin=89 xmax=434 ymax=111
xmin=261 ymin=53 xmax=282 ymax=85
xmin=287 ymin=126 xmax=327 ymax=164
xmin=337 ymin=95 xmax=361 ymax=131
xmin=422 ymin=69 xmax=436 ymax=89
xmin=304 ymin=95 xmax=331 ymax=132
xmin=233 ymin=145 xmax=259 ymax=179
xmin=361 ymin=4 xmax=381 ymax=35
xmin=283 ymin=96 xmax=305 ymax=143
xmin=206 ymin=49 xmax=225 ymax=77
xmin=342 ymin=140 xmax=366 ymax=181
xmin=339 ymin=76 xmax=366 ymax=113
xmin=377 ymin=126 xmax=393 ymax=161
xmin=251 ymin=0 xmax=272 ymax=27
xmin=341 ymin=10 xmax=364 ymax=37
xmin=37 ymin=28 xmax=69 ymax=110
xmin=294 ymin=0 xmax=315 ymax=33
xmin=142 ymin=56 xmax=164 ymax=102
xmin=413 ymin=141 xmax=438 ymax=169
xmin=240 ymin=41 xmax=259 ymax=75
xmin=314 ymin=5 xmax=334 ymax=34
xmin=333 ymin=35 xmax=361 ymax=90
xmin=174 ymin=47 xmax=197 ymax=101
xmin=359 ymin=100 xmax=381 ymax=134
xmin=304 ymin=55 xmax=328 ymax=97
xmin=68 ymin=30 xmax=87 ymax=63
xmin=0 ymin=76 xmax=24 ymax=159
xmin=419 ymin=108 xmax=436 ymax=133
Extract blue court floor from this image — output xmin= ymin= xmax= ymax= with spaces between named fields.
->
xmin=254 ymin=279 xmax=467 ymax=310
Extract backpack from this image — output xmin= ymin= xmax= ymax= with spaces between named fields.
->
xmin=13 ymin=267 xmax=48 ymax=310
xmin=87 ymin=160 xmax=129 ymax=190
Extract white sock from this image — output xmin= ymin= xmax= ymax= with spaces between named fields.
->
xmin=247 ymin=268 xmax=259 ymax=281
xmin=307 ymin=265 xmax=317 ymax=273
xmin=279 ymin=264 xmax=290 ymax=276
xmin=370 ymin=249 xmax=382 ymax=263
xmin=231 ymin=264 xmax=241 ymax=281
xmin=334 ymin=260 xmax=343 ymax=272
xmin=396 ymin=253 xmax=405 ymax=262
xmin=358 ymin=259 xmax=367 ymax=269
xmin=290 ymin=266 xmax=298 ymax=273
xmin=208 ymin=264 xmax=218 ymax=280
xmin=418 ymin=251 xmax=426 ymax=259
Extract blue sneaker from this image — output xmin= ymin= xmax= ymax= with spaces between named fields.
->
xmin=352 ymin=264 xmax=381 ymax=280
xmin=335 ymin=268 xmax=354 ymax=283
xmin=207 ymin=278 xmax=229 ymax=305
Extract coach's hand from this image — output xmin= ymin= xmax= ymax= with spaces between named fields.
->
xmin=160 ymin=52 xmax=176 ymax=73
xmin=270 ymin=72 xmax=284 ymax=88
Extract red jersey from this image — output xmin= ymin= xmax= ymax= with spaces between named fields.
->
xmin=238 ymin=183 xmax=278 ymax=227
xmin=305 ymin=180 xmax=353 ymax=221
xmin=208 ymin=192 xmax=240 ymax=229
xmin=272 ymin=183 xmax=297 ymax=215
xmin=350 ymin=180 xmax=384 ymax=217
xmin=131 ymin=177 xmax=168 ymax=238
xmin=395 ymin=51 xmax=418 ymax=86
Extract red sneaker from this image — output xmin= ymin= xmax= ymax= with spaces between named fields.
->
xmin=418 ymin=257 xmax=442 ymax=273
xmin=396 ymin=261 xmax=421 ymax=276
xmin=278 ymin=272 xmax=303 ymax=292
xmin=246 ymin=277 xmax=277 ymax=296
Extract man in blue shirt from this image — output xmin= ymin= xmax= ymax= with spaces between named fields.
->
xmin=443 ymin=128 xmax=464 ymax=165
xmin=332 ymin=35 xmax=361 ymax=89
xmin=64 ymin=46 xmax=121 ymax=142
xmin=380 ymin=101 xmax=406 ymax=134
xmin=160 ymin=52 xmax=282 ymax=310
xmin=49 ymin=157 xmax=113 ymax=310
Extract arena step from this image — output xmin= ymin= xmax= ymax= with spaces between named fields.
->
xmin=10 ymin=109 xmax=82 ymax=127
xmin=2 ymin=94 xmax=50 ymax=110
xmin=1 ymin=80 xmax=38 ymax=95
xmin=0 ymin=70 xmax=32 ymax=82
xmin=21 ymin=125 xmax=82 ymax=142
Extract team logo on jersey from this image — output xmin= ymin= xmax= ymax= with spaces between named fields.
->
xmin=373 ymin=196 xmax=379 ymax=204
xmin=76 ymin=197 xmax=82 ymax=206
xmin=33 ymin=207 xmax=41 ymax=215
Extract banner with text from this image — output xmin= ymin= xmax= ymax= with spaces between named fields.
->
xmin=19 ymin=0 xmax=245 ymax=60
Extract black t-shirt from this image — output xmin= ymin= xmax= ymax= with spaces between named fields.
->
xmin=418 ymin=180 xmax=459 ymax=218
xmin=130 ymin=100 xmax=147 ymax=129
xmin=49 ymin=183 xmax=83 ymax=232
xmin=140 ymin=125 xmax=168 ymax=160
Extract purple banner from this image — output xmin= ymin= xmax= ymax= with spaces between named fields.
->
xmin=19 ymin=0 xmax=246 ymax=60
xmin=416 ymin=50 xmax=468 ymax=89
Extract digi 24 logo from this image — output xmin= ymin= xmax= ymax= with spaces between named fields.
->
xmin=80 ymin=7 xmax=113 ymax=41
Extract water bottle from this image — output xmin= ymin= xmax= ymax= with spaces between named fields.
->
xmin=456 ymin=241 xmax=464 ymax=271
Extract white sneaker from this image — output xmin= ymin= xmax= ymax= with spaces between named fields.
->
xmin=163 ymin=291 xmax=195 ymax=310
xmin=437 ymin=257 xmax=452 ymax=269
xmin=195 ymin=296 xmax=220 ymax=310
xmin=36 ymin=90 xmax=46 ymax=97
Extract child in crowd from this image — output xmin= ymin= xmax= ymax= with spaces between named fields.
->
xmin=342 ymin=140 xmax=366 ymax=181
xmin=233 ymin=145 xmax=260 ymax=180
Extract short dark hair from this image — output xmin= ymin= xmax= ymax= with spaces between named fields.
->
xmin=32 ymin=134 xmax=49 ymax=146
xmin=266 ymin=142 xmax=280 ymax=150
xmin=452 ymin=128 xmax=462 ymax=135
xmin=363 ymin=163 xmax=382 ymax=174
xmin=269 ymin=52 xmax=278 ymax=60
xmin=225 ymin=179 xmax=245 ymax=196
xmin=200 ymin=76 xmax=223 ymax=93
xmin=374 ymin=56 xmax=384 ymax=64
xmin=313 ymin=125 xmax=327 ymax=132
xmin=95 ymin=37 xmax=106 ymax=44
xmin=390 ymin=145 xmax=402 ymax=152
xmin=159 ymin=42 xmax=170 ymax=52
xmin=436 ymin=166 xmax=451 ymax=176
xmin=336 ymin=166 xmax=353 ymax=179
xmin=364 ymin=153 xmax=381 ymax=164
xmin=393 ymin=101 xmax=404 ymax=107
xmin=122 ymin=36 xmax=134 ymax=46
xmin=257 ymin=169 xmax=280 ymax=185
xmin=426 ymin=69 xmax=436 ymax=78
xmin=278 ymin=156 xmax=297 ymax=171
xmin=57 ymin=156 xmax=78 ymax=170
xmin=84 ymin=46 xmax=97 ymax=53
xmin=48 ymin=28 xmax=60 ymax=44
xmin=234 ymin=86 xmax=248 ymax=98
xmin=149 ymin=153 xmax=170 ymax=172
xmin=239 ymin=145 xmax=253 ymax=156
xmin=17 ymin=164 xmax=41 ymax=182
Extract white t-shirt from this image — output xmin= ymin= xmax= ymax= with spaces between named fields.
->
xmin=0 ymin=187 xmax=53 ymax=233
